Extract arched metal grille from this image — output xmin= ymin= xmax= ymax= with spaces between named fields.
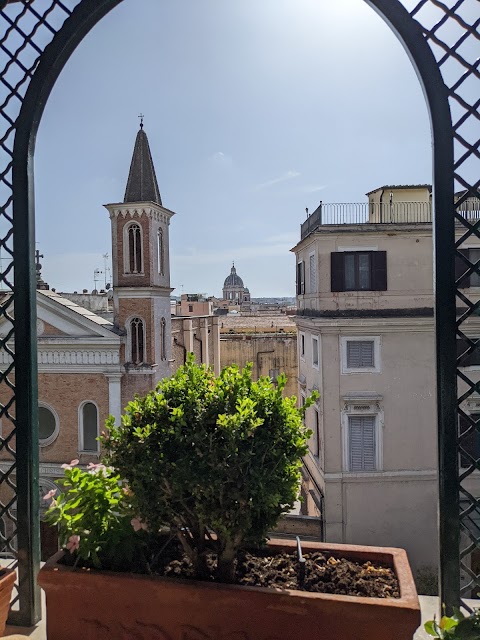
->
xmin=0 ymin=0 xmax=477 ymax=625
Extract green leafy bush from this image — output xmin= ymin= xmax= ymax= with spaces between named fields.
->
xmin=425 ymin=609 xmax=480 ymax=639
xmin=104 ymin=355 xmax=316 ymax=581
xmin=44 ymin=461 xmax=138 ymax=570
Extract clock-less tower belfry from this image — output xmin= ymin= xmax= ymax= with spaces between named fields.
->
xmin=104 ymin=119 xmax=175 ymax=405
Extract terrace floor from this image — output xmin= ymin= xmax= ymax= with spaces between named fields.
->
xmin=1 ymin=595 xmax=457 ymax=639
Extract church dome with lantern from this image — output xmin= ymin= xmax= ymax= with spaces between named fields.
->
xmin=222 ymin=264 xmax=250 ymax=304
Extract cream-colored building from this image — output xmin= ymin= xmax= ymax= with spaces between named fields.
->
xmin=293 ymin=185 xmax=480 ymax=582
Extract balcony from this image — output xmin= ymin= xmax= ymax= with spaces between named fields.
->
xmin=300 ymin=199 xmax=480 ymax=240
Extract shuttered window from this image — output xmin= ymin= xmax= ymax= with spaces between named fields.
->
xmin=297 ymin=261 xmax=305 ymax=295
xmin=312 ymin=337 xmax=319 ymax=367
xmin=347 ymin=340 xmax=374 ymax=368
xmin=348 ymin=416 xmax=376 ymax=471
xmin=331 ymin=251 xmax=387 ymax=292
xmin=309 ymin=253 xmax=317 ymax=293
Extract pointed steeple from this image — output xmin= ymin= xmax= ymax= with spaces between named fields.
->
xmin=124 ymin=126 xmax=162 ymax=205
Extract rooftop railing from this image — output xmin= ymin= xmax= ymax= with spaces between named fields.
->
xmin=300 ymin=199 xmax=480 ymax=239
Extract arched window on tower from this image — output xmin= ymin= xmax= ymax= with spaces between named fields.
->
xmin=158 ymin=228 xmax=164 ymax=276
xmin=130 ymin=317 xmax=145 ymax=364
xmin=160 ymin=317 xmax=167 ymax=361
xmin=79 ymin=402 xmax=99 ymax=452
xmin=127 ymin=223 xmax=142 ymax=274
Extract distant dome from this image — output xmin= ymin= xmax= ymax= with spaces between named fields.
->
xmin=223 ymin=265 xmax=244 ymax=289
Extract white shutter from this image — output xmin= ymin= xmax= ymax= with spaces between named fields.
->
xmin=347 ymin=340 xmax=374 ymax=368
xmin=309 ymin=253 xmax=317 ymax=293
xmin=348 ymin=416 xmax=376 ymax=471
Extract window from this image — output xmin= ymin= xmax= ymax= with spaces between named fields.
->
xmin=331 ymin=251 xmax=387 ymax=292
xmin=160 ymin=317 xmax=167 ymax=361
xmin=80 ymin=402 xmax=99 ymax=452
xmin=457 ymin=337 xmax=480 ymax=367
xmin=309 ymin=252 xmax=317 ymax=293
xmin=297 ymin=261 xmax=305 ymax=295
xmin=38 ymin=404 xmax=59 ymax=447
xmin=188 ymin=305 xmax=193 ymax=312
xmin=341 ymin=336 xmax=380 ymax=373
xmin=459 ymin=413 xmax=480 ymax=469
xmin=130 ymin=317 xmax=145 ymax=364
xmin=127 ymin=223 xmax=142 ymax=274
xmin=312 ymin=337 xmax=319 ymax=368
xmin=300 ymin=332 xmax=305 ymax=360
xmin=158 ymin=228 xmax=164 ymax=275
xmin=347 ymin=340 xmax=374 ymax=368
xmin=456 ymin=248 xmax=480 ymax=288
xmin=348 ymin=416 xmax=376 ymax=471
xmin=311 ymin=408 xmax=320 ymax=459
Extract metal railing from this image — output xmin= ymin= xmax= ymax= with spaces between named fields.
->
xmin=301 ymin=199 xmax=480 ymax=239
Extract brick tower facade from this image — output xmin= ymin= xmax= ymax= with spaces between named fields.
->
xmin=104 ymin=123 xmax=175 ymax=406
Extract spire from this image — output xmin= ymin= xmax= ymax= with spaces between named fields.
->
xmin=124 ymin=124 xmax=162 ymax=206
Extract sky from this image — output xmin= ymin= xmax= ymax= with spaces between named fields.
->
xmin=29 ymin=0 xmax=439 ymax=297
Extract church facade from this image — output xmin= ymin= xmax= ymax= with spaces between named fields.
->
xmin=0 ymin=124 xmax=180 ymax=558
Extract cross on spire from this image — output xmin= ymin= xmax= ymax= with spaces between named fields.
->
xmin=138 ymin=113 xmax=144 ymax=129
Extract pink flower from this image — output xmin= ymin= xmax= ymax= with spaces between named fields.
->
xmin=122 ymin=486 xmax=132 ymax=496
xmin=131 ymin=517 xmax=147 ymax=532
xmin=61 ymin=459 xmax=79 ymax=471
xmin=43 ymin=489 xmax=56 ymax=502
xmin=65 ymin=535 xmax=80 ymax=553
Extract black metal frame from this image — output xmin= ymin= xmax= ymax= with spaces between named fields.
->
xmin=0 ymin=0 xmax=476 ymax=623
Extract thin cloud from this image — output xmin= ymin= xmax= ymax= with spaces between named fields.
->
xmin=210 ymin=151 xmax=232 ymax=165
xmin=255 ymin=170 xmax=300 ymax=191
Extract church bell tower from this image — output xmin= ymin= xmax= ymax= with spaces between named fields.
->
xmin=104 ymin=120 xmax=174 ymax=402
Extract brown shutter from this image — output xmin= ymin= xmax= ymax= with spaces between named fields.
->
xmin=456 ymin=248 xmax=470 ymax=288
xmin=297 ymin=261 xmax=305 ymax=294
xmin=371 ymin=251 xmax=387 ymax=291
xmin=331 ymin=252 xmax=345 ymax=292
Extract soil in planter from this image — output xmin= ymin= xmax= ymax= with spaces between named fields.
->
xmin=64 ymin=539 xmax=399 ymax=598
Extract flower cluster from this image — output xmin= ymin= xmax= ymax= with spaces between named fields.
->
xmin=44 ymin=460 xmax=143 ymax=569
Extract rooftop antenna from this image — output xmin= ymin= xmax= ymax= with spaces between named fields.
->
xmin=102 ymin=252 xmax=111 ymax=289
xmin=305 ymin=207 xmax=309 ymax=219
xmin=93 ymin=268 xmax=102 ymax=291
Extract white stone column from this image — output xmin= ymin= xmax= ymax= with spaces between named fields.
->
xmin=183 ymin=319 xmax=194 ymax=354
xmin=201 ymin=318 xmax=209 ymax=366
xmin=212 ymin=317 xmax=221 ymax=375
xmin=105 ymin=373 xmax=123 ymax=425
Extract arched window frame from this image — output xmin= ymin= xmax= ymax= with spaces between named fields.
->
xmin=158 ymin=227 xmax=164 ymax=276
xmin=126 ymin=316 xmax=146 ymax=365
xmin=123 ymin=220 xmax=144 ymax=275
xmin=160 ymin=317 xmax=167 ymax=361
xmin=38 ymin=401 xmax=60 ymax=448
xmin=78 ymin=400 xmax=100 ymax=454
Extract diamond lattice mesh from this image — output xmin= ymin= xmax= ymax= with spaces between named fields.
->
xmin=0 ymin=0 xmax=477 ymax=619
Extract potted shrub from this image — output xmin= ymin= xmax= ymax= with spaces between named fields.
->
xmin=38 ymin=357 xmax=420 ymax=640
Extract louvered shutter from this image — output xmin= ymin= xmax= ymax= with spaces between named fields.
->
xmin=455 ymin=248 xmax=470 ymax=288
xmin=349 ymin=416 xmax=376 ymax=471
xmin=347 ymin=341 xmax=374 ymax=368
xmin=331 ymin=252 xmax=345 ymax=292
xmin=309 ymin=253 xmax=317 ymax=293
xmin=371 ymin=251 xmax=387 ymax=291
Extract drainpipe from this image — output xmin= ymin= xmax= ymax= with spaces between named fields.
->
xmin=379 ymin=189 xmax=384 ymax=223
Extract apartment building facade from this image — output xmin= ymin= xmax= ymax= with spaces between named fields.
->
xmin=293 ymin=185 xmax=480 ymax=578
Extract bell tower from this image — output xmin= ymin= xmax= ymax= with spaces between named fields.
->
xmin=104 ymin=121 xmax=174 ymax=403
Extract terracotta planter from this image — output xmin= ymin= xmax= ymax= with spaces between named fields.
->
xmin=38 ymin=539 xmax=420 ymax=640
xmin=0 ymin=567 xmax=16 ymax=637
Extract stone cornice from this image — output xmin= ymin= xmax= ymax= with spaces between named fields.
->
xmin=105 ymin=203 xmax=174 ymax=225
xmin=0 ymin=348 xmax=121 ymax=367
